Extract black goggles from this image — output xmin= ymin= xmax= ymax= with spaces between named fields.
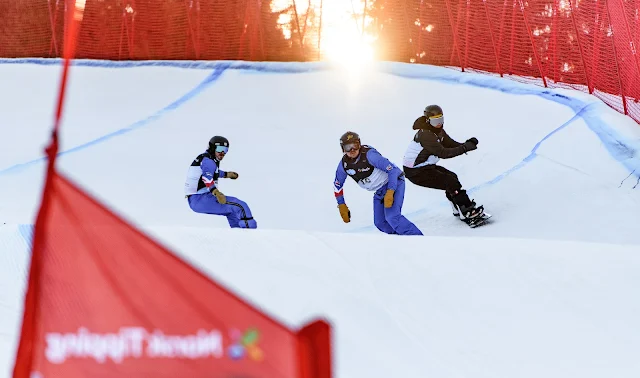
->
xmin=342 ymin=142 xmax=360 ymax=153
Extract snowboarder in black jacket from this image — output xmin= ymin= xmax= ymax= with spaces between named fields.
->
xmin=402 ymin=104 xmax=484 ymax=220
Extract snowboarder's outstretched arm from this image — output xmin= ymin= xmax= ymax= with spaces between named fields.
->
xmin=418 ymin=130 xmax=475 ymax=159
xmin=441 ymin=129 xmax=463 ymax=148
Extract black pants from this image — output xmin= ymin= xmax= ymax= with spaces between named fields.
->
xmin=403 ymin=165 xmax=473 ymax=208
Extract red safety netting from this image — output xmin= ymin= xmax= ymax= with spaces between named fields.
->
xmin=0 ymin=0 xmax=638 ymax=121
xmin=413 ymin=0 xmax=640 ymax=123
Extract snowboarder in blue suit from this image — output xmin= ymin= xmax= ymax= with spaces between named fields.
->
xmin=333 ymin=131 xmax=423 ymax=235
xmin=184 ymin=136 xmax=257 ymax=229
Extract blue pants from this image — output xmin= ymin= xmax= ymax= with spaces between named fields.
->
xmin=373 ymin=179 xmax=423 ymax=235
xmin=188 ymin=193 xmax=257 ymax=229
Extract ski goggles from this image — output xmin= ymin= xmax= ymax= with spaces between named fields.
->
xmin=214 ymin=145 xmax=228 ymax=154
xmin=428 ymin=114 xmax=444 ymax=126
xmin=342 ymin=141 xmax=360 ymax=153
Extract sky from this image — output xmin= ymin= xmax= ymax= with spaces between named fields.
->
xmin=0 ymin=58 xmax=639 ymax=378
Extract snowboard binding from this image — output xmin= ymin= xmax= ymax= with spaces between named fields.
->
xmin=461 ymin=206 xmax=492 ymax=228
xmin=449 ymin=200 xmax=492 ymax=228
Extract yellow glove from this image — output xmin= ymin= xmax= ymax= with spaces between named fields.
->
xmin=212 ymin=188 xmax=226 ymax=204
xmin=338 ymin=203 xmax=351 ymax=223
xmin=225 ymin=171 xmax=238 ymax=179
xmin=384 ymin=189 xmax=395 ymax=208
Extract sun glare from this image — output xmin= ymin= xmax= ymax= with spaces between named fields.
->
xmin=270 ymin=0 xmax=376 ymax=71
xmin=324 ymin=37 xmax=375 ymax=71
xmin=319 ymin=0 xmax=375 ymax=70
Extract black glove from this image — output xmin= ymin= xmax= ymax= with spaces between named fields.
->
xmin=466 ymin=137 xmax=478 ymax=146
xmin=463 ymin=140 xmax=477 ymax=152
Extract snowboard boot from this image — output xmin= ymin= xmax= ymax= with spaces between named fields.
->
xmin=450 ymin=189 xmax=484 ymax=220
xmin=445 ymin=191 xmax=460 ymax=217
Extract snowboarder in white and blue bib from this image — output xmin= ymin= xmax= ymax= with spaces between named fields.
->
xmin=184 ymin=136 xmax=257 ymax=229
xmin=333 ymin=131 xmax=423 ymax=236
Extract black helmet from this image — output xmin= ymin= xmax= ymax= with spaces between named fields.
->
xmin=423 ymin=104 xmax=444 ymax=127
xmin=208 ymin=136 xmax=229 ymax=153
xmin=339 ymin=131 xmax=361 ymax=153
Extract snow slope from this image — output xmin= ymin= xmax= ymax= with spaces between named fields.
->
xmin=0 ymin=59 xmax=639 ymax=378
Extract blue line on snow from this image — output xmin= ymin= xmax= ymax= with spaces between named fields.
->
xmin=469 ymin=103 xmax=592 ymax=193
xmin=0 ymin=66 xmax=227 ymax=176
xmin=3 ymin=58 xmax=636 ymax=174
xmin=0 ymin=58 xmax=332 ymax=73
xmin=2 ymin=58 xmax=638 ymax=232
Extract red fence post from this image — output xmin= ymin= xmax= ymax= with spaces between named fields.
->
xmin=238 ymin=0 xmax=250 ymax=60
xmin=118 ymin=6 xmax=125 ymax=59
xmin=496 ymin=0 xmax=509 ymax=58
xmin=291 ymin=0 xmax=305 ymax=59
xmin=444 ymin=0 xmax=464 ymax=70
xmin=185 ymin=0 xmax=201 ymax=59
xmin=569 ymin=0 xmax=593 ymax=93
xmin=299 ymin=0 xmax=313 ymax=58
xmin=482 ymin=0 xmax=503 ymax=76
xmin=517 ymin=0 xmax=547 ymax=87
xmin=129 ymin=0 xmax=137 ymax=59
xmin=402 ymin=0 xmax=417 ymax=62
xmin=197 ymin=0 xmax=201 ymax=59
xmin=47 ymin=0 xmax=60 ymax=57
xmin=591 ymin=0 xmax=603 ymax=88
xmin=463 ymin=0 xmax=471 ymax=69
xmin=258 ymin=0 xmax=265 ymax=61
xmin=551 ymin=0 xmax=558 ymax=83
xmin=605 ymin=0 xmax=629 ymax=114
xmin=508 ymin=0 xmax=517 ymax=75
xmin=615 ymin=0 xmax=640 ymax=98
xmin=117 ymin=1 xmax=136 ymax=60
xmin=417 ymin=0 xmax=424 ymax=61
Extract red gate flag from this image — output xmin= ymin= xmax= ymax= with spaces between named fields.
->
xmin=12 ymin=168 xmax=333 ymax=378
xmin=13 ymin=2 xmax=331 ymax=376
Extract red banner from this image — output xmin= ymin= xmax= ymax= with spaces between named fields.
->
xmin=12 ymin=170 xmax=332 ymax=378
xmin=13 ymin=2 xmax=331 ymax=375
